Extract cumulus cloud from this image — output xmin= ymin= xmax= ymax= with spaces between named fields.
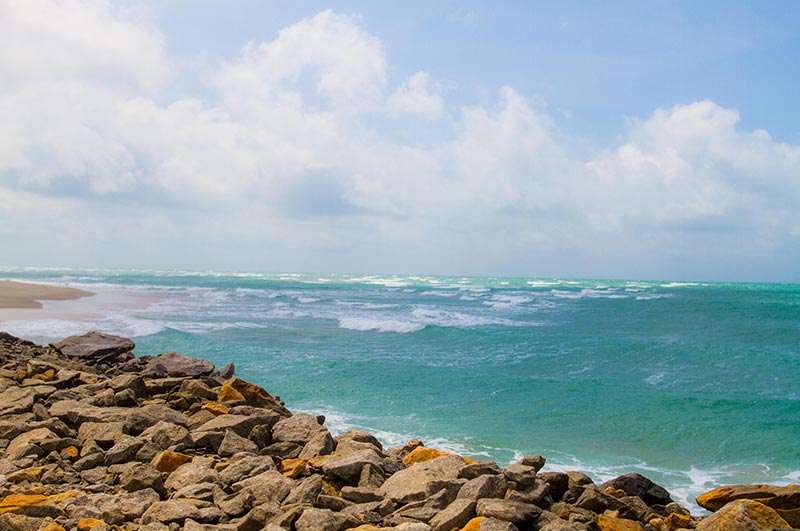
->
xmin=388 ymin=72 xmax=444 ymax=118
xmin=0 ymin=2 xmax=797 ymax=279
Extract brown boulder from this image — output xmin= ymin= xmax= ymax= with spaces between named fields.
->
xmin=696 ymin=499 xmax=791 ymax=531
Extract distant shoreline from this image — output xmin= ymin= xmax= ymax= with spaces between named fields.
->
xmin=0 ymin=279 xmax=95 ymax=309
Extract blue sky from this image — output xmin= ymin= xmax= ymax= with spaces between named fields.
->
xmin=1 ymin=1 xmax=799 ymax=281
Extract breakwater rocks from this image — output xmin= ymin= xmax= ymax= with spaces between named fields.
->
xmin=0 ymin=331 xmax=798 ymax=531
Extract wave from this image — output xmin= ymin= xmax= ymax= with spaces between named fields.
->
xmin=338 ymin=317 xmax=425 ymax=334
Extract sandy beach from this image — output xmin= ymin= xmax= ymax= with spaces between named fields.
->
xmin=0 ymin=279 xmax=95 ymax=309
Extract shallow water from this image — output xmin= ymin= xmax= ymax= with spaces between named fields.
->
xmin=2 ymin=266 xmax=798 ymax=511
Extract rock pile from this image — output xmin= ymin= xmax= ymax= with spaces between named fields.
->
xmin=0 ymin=331 xmax=797 ymax=531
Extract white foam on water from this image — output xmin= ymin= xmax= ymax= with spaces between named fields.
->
xmin=295 ymin=297 xmax=321 ymax=303
xmin=338 ymin=317 xmax=425 ymax=333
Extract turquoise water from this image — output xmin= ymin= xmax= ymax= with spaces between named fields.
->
xmin=1 ymin=266 xmax=798 ymax=510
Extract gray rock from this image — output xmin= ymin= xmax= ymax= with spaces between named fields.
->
xmin=518 ymin=455 xmax=546 ymax=472
xmin=340 ymin=485 xmax=383 ymax=503
xmin=51 ymin=331 xmax=134 ymax=360
xmin=380 ymin=456 xmax=468 ymax=503
xmin=232 ymin=469 xmax=293 ymax=505
xmin=537 ymin=472 xmax=570 ymax=502
xmin=323 ymin=448 xmax=384 ymax=484
xmin=104 ymin=435 xmax=146 ymax=465
xmin=505 ymin=481 xmax=552 ymax=508
xmin=429 ymin=498 xmax=476 ymax=531
xmin=503 ymin=463 xmax=538 ymax=486
xmin=283 ymin=473 xmax=323 ymax=506
xmin=459 ymin=461 xmax=503 ymax=479
xmin=294 ymin=507 xmax=357 ymax=531
xmin=142 ymin=352 xmax=214 ymax=378
xmin=298 ymin=431 xmax=335 ymax=459
xmin=218 ymin=454 xmax=275 ymax=485
xmin=218 ymin=429 xmax=258 ymax=457
xmin=172 ymin=481 xmax=219 ymax=501
xmin=574 ymin=486 xmax=626 ymax=515
xmin=78 ymin=421 xmax=125 ymax=447
xmin=476 ymin=498 xmax=542 ymax=527
xmin=141 ymin=500 xmax=202 ymax=524
xmin=458 ymin=474 xmax=508 ymax=500
xmin=164 ymin=458 xmax=218 ymax=492
xmin=89 ymin=488 xmax=162 ymax=524
xmin=141 ymin=421 xmax=191 ymax=450
xmin=5 ymin=427 xmax=58 ymax=460
xmin=271 ymin=413 xmax=328 ymax=445
xmin=119 ymin=463 xmax=166 ymax=497
xmin=214 ymin=488 xmax=254 ymax=517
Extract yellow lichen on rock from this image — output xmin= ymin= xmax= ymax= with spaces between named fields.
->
xmin=201 ymin=401 xmax=230 ymax=415
xmin=597 ymin=514 xmax=644 ymax=531
xmin=222 ymin=377 xmax=282 ymax=408
xmin=77 ymin=518 xmax=107 ymax=531
xmin=216 ymin=382 xmax=245 ymax=402
xmin=0 ymin=493 xmax=49 ymax=515
xmin=402 ymin=446 xmax=478 ymax=465
xmin=152 ymin=450 xmax=193 ymax=473
xmin=664 ymin=512 xmax=693 ymax=530
xmin=457 ymin=516 xmax=486 ymax=531
xmin=40 ymin=523 xmax=67 ymax=531
xmin=279 ymin=457 xmax=309 ymax=478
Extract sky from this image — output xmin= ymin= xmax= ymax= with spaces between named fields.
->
xmin=1 ymin=1 xmax=799 ymax=282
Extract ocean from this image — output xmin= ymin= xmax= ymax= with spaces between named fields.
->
xmin=1 ymin=266 xmax=798 ymax=511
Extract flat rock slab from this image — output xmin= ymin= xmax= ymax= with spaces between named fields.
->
xmin=142 ymin=352 xmax=214 ymax=378
xmin=51 ymin=331 xmax=134 ymax=360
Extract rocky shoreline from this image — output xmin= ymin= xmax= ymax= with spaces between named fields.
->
xmin=0 ymin=331 xmax=797 ymax=531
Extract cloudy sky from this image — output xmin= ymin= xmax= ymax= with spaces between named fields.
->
xmin=1 ymin=1 xmax=799 ymax=281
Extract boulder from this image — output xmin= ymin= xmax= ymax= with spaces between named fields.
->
xmin=458 ymin=474 xmax=508 ymax=501
xmin=51 ymin=331 xmax=134 ymax=360
xmin=272 ymin=413 xmax=328 ymax=445
xmin=600 ymin=473 xmax=673 ymax=506
xmin=231 ymin=469 xmax=293 ymax=505
xmin=323 ymin=449 xmax=384 ymax=484
xmin=429 ymin=498 xmax=476 ymax=531
xmin=164 ymin=459 xmax=218 ymax=492
xmin=380 ymin=456 xmax=469 ymax=503
xmin=696 ymin=498 xmax=791 ymax=531
xmin=217 ymin=429 xmax=258 ymax=457
xmin=475 ymin=499 xmax=541 ymax=528
xmin=596 ymin=514 xmax=643 ymax=531
xmin=141 ymin=500 xmax=202 ymax=525
xmin=697 ymin=484 xmax=800 ymax=524
xmin=142 ymin=352 xmax=214 ymax=378
xmin=119 ymin=463 xmax=166 ymax=497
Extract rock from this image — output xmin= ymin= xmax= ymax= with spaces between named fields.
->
xmin=697 ymin=483 xmax=800 ymax=526
xmin=380 ymin=456 xmax=468 ymax=503
xmin=502 ymin=463 xmax=538 ymax=487
xmin=152 ymin=450 xmax=193 ymax=473
xmin=77 ymin=421 xmax=125 ymax=447
xmin=119 ymin=463 xmax=166 ymax=497
xmin=5 ymin=428 xmax=58 ymax=459
xmin=696 ymin=498 xmax=791 ymax=531
xmin=218 ymin=454 xmax=275 ymax=485
xmin=323 ymin=449 xmax=384 ymax=484
xmin=140 ymin=421 xmax=191 ymax=450
xmin=142 ymin=352 xmax=214 ymax=378
xmin=596 ymin=514 xmax=643 ymax=531
xmin=218 ymin=429 xmax=258 ymax=457
xmin=231 ymin=469 xmax=293 ymax=505
xmin=219 ymin=377 xmax=288 ymax=412
xmin=272 ymin=413 xmax=328 ymax=445
xmin=459 ymin=517 xmax=521 ymax=531
xmin=429 ymin=498 xmax=476 ymax=531
xmin=51 ymin=332 xmax=134 ymax=360
xmin=505 ymin=481 xmax=551 ymax=508
xmin=458 ymin=474 xmax=508 ymax=501
xmin=141 ymin=500 xmax=202 ymax=524
xmin=600 ymin=473 xmax=673 ymax=506
xmin=574 ymin=486 xmax=627 ymax=515
xmin=284 ymin=474 xmax=324 ymax=505
xmin=104 ymin=436 xmax=146 ymax=465
xmin=164 ymin=458 xmax=218 ymax=492
xmin=518 ymin=455 xmax=546 ymax=472
xmin=298 ymin=431 xmax=335 ymax=459
xmin=460 ymin=462 xmax=503 ymax=480
xmin=475 ymin=498 xmax=541 ymax=528
xmin=77 ymin=518 xmax=108 ymax=531
xmin=538 ymin=472 xmax=570 ymax=502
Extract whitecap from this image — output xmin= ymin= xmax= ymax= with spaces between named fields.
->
xmin=338 ymin=317 xmax=425 ymax=334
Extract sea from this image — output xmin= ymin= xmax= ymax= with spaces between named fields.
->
xmin=1 ymin=266 xmax=798 ymax=512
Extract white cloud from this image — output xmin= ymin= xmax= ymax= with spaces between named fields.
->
xmin=388 ymin=72 xmax=444 ymax=119
xmin=0 ymin=4 xmax=797 ymax=279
